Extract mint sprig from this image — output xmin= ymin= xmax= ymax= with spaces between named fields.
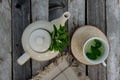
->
xmin=86 ymin=39 xmax=102 ymax=60
xmin=49 ymin=25 xmax=69 ymax=54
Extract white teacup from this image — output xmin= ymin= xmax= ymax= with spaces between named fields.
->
xmin=83 ymin=37 xmax=109 ymax=66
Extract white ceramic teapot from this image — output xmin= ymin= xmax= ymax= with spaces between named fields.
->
xmin=17 ymin=12 xmax=70 ymax=65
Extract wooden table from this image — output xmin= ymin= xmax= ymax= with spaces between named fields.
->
xmin=0 ymin=0 xmax=120 ymax=80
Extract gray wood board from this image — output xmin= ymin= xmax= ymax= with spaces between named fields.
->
xmin=31 ymin=0 xmax=49 ymax=75
xmin=87 ymin=0 xmax=107 ymax=80
xmin=68 ymin=0 xmax=86 ymax=77
xmin=12 ymin=0 xmax=31 ymax=80
xmin=0 ymin=0 xmax=11 ymax=80
xmin=106 ymin=0 xmax=120 ymax=80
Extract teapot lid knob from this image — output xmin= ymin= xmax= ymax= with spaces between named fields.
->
xmin=29 ymin=29 xmax=51 ymax=52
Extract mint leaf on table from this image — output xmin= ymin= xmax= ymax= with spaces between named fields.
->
xmin=49 ymin=25 xmax=69 ymax=55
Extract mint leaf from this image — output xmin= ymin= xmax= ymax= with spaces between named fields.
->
xmin=49 ymin=25 xmax=69 ymax=55
xmin=91 ymin=46 xmax=96 ymax=52
xmin=94 ymin=39 xmax=102 ymax=48
xmin=51 ymin=25 xmax=57 ymax=40
xmin=95 ymin=49 xmax=101 ymax=56
xmin=86 ymin=52 xmax=97 ymax=60
xmin=91 ymin=45 xmax=101 ymax=57
xmin=86 ymin=39 xmax=103 ymax=60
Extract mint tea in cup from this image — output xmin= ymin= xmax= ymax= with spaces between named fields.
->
xmin=83 ymin=37 xmax=109 ymax=66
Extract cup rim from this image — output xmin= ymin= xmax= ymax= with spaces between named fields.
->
xmin=83 ymin=37 xmax=109 ymax=64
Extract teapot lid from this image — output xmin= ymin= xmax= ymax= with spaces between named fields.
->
xmin=29 ymin=29 xmax=51 ymax=52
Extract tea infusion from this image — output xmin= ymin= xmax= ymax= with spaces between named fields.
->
xmin=85 ymin=39 xmax=105 ymax=60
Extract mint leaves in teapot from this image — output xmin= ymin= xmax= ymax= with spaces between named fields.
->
xmin=49 ymin=25 xmax=69 ymax=54
xmin=85 ymin=39 xmax=105 ymax=60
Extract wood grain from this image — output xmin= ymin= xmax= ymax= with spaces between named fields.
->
xmin=106 ymin=0 xmax=120 ymax=80
xmin=68 ymin=0 xmax=85 ymax=37
xmin=87 ymin=0 xmax=107 ymax=80
xmin=31 ymin=0 xmax=49 ymax=75
xmin=0 ymin=0 xmax=11 ymax=80
xmin=68 ymin=0 xmax=86 ymax=77
xmin=12 ymin=0 xmax=31 ymax=80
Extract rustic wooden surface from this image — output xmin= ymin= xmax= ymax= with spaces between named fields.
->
xmin=0 ymin=0 xmax=119 ymax=80
xmin=0 ymin=0 xmax=11 ymax=80
xmin=12 ymin=0 xmax=31 ymax=80
xmin=87 ymin=0 xmax=107 ymax=80
xmin=106 ymin=0 xmax=120 ymax=80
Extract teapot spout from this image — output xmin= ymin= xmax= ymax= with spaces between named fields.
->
xmin=51 ymin=12 xmax=70 ymax=29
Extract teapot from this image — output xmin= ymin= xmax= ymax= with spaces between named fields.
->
xmin=17 ymin=12 xmax=71 ymax=65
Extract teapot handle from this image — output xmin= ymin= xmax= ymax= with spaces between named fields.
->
xmin=17 ymin=53 xmax=30 ymax=65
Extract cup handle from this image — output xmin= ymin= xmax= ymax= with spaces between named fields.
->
xmin=102 ymin=61 xmax=106 ymax=67
xmin=17 ymin=53 xmax=30 ymax=65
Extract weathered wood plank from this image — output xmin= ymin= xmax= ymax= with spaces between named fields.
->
xmin=68 ymin=0 xmax=86 ymax=77
xmin=12 ymin=0 xmax=31 ymax=80
xmin=31 ymin=0 xmax=49 ymax=75
xmin=68 ymin=0 xmax=85 ymax=37
xmin=31 ymin=0 xmax=48 ymax=21
xmin=87 ymin=0 xmax=107 ymax=80
xmin=106 ymin=0 xmax=120 ymax=80
xmin=0 ymin=0 xmax=11 ymax=80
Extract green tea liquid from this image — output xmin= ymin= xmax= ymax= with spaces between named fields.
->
xmin=85 ymin=39 xmax=105 ymax=60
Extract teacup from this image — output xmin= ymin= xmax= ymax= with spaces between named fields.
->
xmin=83 ymin=37 xmax=109 ymax=66
xmin=71 ymin=26 xmax=110 ymax=66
